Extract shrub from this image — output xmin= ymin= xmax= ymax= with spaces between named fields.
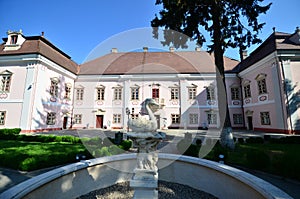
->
xmin=94 ymin=147 xmax=111 ymax=157
xmin=0 ymin=128 xmax=21 ymax=140
xmin=195 ymin=139 xmax=202 ymax=146
xmin=184 ymin=144 xmax=200 ymax=158
xmin=120 ymin=140 xmax=132 ymax=151
xmin=246 ymin=150 xmax=270 ymax=170
xmin=246 ymin=137 xmax=264 ymax=144
xmin=103 ymin=137 xmax=114 ymax=147
xmin=237 ymin=138 xmax=244 ymax=144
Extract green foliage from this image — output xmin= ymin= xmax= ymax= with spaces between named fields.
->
xmin=176 ymin=138 xmax=192 ymax=154
xmin=119 ymin=140 xmax=132 ymax=151
xmin=184 ymin=144 xmax=200 ymax=158
xmin=270 ymin=136 xmax=300 ymax=144
xmin=0 ymin=128 xmax=21 ymax=140
xmin=246 ymin=150 xmax=270 ymax=170
xmin=246 ymin=137 xmax=264 ymax=144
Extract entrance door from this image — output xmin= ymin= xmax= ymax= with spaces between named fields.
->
xmin=247 ymin=116 xmax=253 ymax=130
xmin=96 ymin=115 xmax=104 ymax=128
xmin=63 ymin=116 xmax=68 ymax=129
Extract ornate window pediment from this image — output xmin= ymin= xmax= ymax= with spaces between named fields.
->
xmin=255 ymin=73 xmax=267 ymax=80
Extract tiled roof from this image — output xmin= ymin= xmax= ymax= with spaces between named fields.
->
xmin=79 ymin=51 xmax=239 ymax=75
xmin=233 ymin=31 xmax=300 ymax=72
xmin=0 ymin=36 xmax=78 ymax=74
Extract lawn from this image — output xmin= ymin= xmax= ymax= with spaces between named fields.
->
xmin=0 ymin=140 xmax=91 ymax=171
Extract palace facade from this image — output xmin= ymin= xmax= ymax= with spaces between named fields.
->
xmin=0 ymin=28 xmax=300 ymax=134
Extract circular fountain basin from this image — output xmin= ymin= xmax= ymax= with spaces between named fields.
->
xmin=0 ymin=153 xmax=292 ymax=199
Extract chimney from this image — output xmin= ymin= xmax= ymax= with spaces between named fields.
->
xmin=111 ymin=48 xmax=118 ymax=53
xmin=242 ymin=50 xmax=248 ymax=60
xmin=195 ymin=46 xmax=201 ymax=51
xmin=41 ymin=31 xmax=44 ymax=37
xmin=169 ymin=47 xmax=175 ymax=52
xmin=143 ymin=47 xmax=148 ymax=52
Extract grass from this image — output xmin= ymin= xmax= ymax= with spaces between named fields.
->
xmin=0 ymin=140 xmax=91 ymax=171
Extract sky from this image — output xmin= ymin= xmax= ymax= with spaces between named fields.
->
xmin=0 ymin=0 xmax=299 ymax=64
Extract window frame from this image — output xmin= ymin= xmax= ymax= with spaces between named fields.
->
xmin=233 ymin=114 xmax=243 ymax=125
xmin=74 ymin=114 xmax=82 ymax=124
xmin=0 ymin=71 xmax=12 ymax=92
xmin=46 ymin=112 xmax=56 ymax=125
xmin=131 ymin=87 xmax=140 ymax=100
xmin=207 ymin=113 xmax=217 ymax=125
xmin=50 ymin=78 xmax=59 ymax=98
xmin=113 ymin=87 xmax=122 ymax=100
xmin=96 ymin=87 xmax=105 ymax=101
xmin=170 ymin=87 xmax=179 ymax=100
xmin=243 ymin=84 xmax=251 ymax=98
xmin=189 ymin=113 xmax=198 ymax=124
xmin=206 ymin=86 xmax=216 ymax=100
xmin=260 ymin=112 xmax=271 ymax=125
xmin=113 ymin=114 xmax=122 ymax=124
xmin=64 ymin=83 xmax=72 ymax=99
xmin=231 ymin=87 xmax=240 ymax=100
xmin=0 ymin=111 xmax=6 ymax=125
xmin=76 ymin=87 xmax=84 ymax=101
xmin=188 ymin=87 xmax=197 ymax=100
xmin=171 ymin=114 xmax=180 ymax=124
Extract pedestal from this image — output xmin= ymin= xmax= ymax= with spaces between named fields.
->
xmin=128 ymin=132 xmax=165 ymax=199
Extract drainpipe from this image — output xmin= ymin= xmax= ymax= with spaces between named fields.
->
xmin=237 ymin=75 xmax=246 ymax=129
xmin=278 ymin=58 xmax=294 ymax=134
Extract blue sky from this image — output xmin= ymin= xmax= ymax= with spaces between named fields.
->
xmin=0 ymin=0 xmax=299 ymax=63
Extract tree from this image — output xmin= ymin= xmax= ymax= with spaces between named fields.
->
xmin=151 ymin=0 xmax=271 ymax=149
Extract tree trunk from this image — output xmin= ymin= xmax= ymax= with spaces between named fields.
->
xmin=212 ymin=0 xmax=234 ymax=149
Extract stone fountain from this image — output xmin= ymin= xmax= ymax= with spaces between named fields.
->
xmin=127 ymin=98 xmax=164 ymax=199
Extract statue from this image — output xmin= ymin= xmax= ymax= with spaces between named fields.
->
xmin=127 ymin=98 xmax=164 ymax=199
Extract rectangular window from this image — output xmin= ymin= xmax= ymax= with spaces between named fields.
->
xmin=50 ymin=79 xmax=59 ymax=97
xmin=131 ymin=114 xmax=139 ymax=120
xmin=0 ymin=74 xmax=12 ymax=92
xmin=10 ymin=35 xmax=18 ymax=44
xmin=231 ymin=87 xmax=240 ymax=100
xmin=206 ymin=87 xmax=215 ymax=100
xmin=152 ymin=88 xmax=159 ymax=99
xmin=207 ymin=113 xmax=217 ymax=125
xmin=0 ymin=111 xmax=6 ymax=125
xmin=257 ymin=79 xmax=267 ymax=95
xmin=113 ymin=114 xmax=121 ymax=123
xmin=76 ymin=88 xmax=84 ymax=100
xmin=46 ymin=112 xmax=56 ymax=125
xmin=96 ymin=87 xmax=105 ymax=100
xmin=131 ymin=87 xmax=139 ymax=100
xmin=188 ymin=87 xmax=196 ymax=100
xmin=189 ymin=114 xmax=198 ymax=124
xmin=74 ymin=114 xmax=82 ymax=124
xmin=244 ymin=84 xmax=251 ymax=98
xmin=64 ymin=84 xmax=72 ymax=99
xmin=171 ymin=88 xmax=179 ymax=100
xmin=233 ymin=114 xmax=243 ymax=124
xmin=260 ymin=112 xmax=270 ymax=125
xmin=171 ymin=114 xmax=180 ymax=124
xmin=114 ymin=87 xmax=122 ymax=100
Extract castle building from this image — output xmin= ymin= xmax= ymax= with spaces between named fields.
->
xmin=0 ymin=28 xmax=300 ymax=134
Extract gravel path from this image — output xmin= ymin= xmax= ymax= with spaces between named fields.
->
xmin=77 ymin=181 xmax=218 ymax=199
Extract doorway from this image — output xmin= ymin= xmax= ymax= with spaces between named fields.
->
xmin=247 ymin=116 xmax=253 ymax=130
xmin=63 ymin=116 xmax=68 ymax=129
xmin=96 ymin=115 xmax=104 ymax=128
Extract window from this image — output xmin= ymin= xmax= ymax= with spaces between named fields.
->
xmin=206 ymin=87 xmax=215 ymax=100
xmin=260 ymin=112 xmax=270 ymax=125
xmin=96 ymin=87 xmax=105 ymax=100
xmin=170 ymin=88 xmax=179 ymax=100
xmin=113 ymin=114 xmax=121 ymax=123
xmin=189 ymin=114 xmax=198 ymax=124
xmin=46 ymin=112 xmax=56 ymax=125
xmin=50 ymin=78 xmax=59 ymax=97
xmin=64 ymin=84 xmax=72 ymax=99
xmin=76 ymin=88 xmax=84 ymax=100
xmin=171 ymin=114 xmax=180 ymax=124
xmin=243 ymin=84 xmax=251 ymax=98
xmin=257 ymin=78 xmax=267 ymax=95
xmin=0 ymin=111 xmax=6 ymax=125
xmin=231 ymin=87 xmax=240 ymax=100
xmin=0 ymin=72 xmax=12 ymax=92
xmin=114 ymin=87 xmax=122 ymax=100
xmin=233 ymin=114 xmax=243 ymax=124
xmin=188 ymin=87 xmax=196 ymax=100
xmin=131 ymin=114 xmax=139 ymax=120
xmin=152 ymin=88 xmax=159 ymax=99
xmin=10 ymin=35 xmax=18 ymax=44
xmin=74 ymin=114 xmax=82 ymax=124
xmin=207 ymin=113 xmax=217 ymax=125
xmin=131 ymin=87 xmax=139 ymax=100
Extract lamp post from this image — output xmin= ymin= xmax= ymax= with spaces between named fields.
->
xmin=126 ymin=107 xmax=130 ymax=132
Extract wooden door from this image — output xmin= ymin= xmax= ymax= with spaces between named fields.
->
xmin=63 ymin=116 xmax=68 ymax=129
xmin=96 ymin=115 xmax=104 ymax=128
